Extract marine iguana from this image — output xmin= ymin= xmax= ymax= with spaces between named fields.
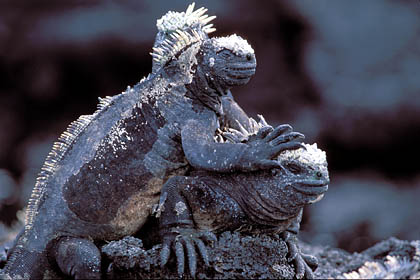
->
xmin=1 ymin=4 xmax=304 ymax=279
xmin=151 ymin=3 xmax=254 ymax=133
xmin=157 ymin=117 xmax=330 ymax=279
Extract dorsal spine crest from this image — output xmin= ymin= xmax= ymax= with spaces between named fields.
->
xmin=151 ymin=3 xmax=216 ymax=68
xmin=150 ymin=29 xmax=203 ymax=65
xmin=24 ymin=94 xmax=119 ymax=228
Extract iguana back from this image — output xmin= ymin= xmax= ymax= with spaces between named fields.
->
xmin=4 ymin=45 xmax=215 ymax=277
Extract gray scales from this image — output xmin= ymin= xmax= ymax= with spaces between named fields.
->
xmin=1 ymin=3 xmax=319 ymax=279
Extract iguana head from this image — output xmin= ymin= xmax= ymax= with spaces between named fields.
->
xmin=198 ymin=34 xmax=256 ymax=90
xmin=274 ymin=143 xmax=329 ymax=205
xmin=151 ymin=3 xmax=256 ymax=95
xmin=238 ymin=142 xmax=329 ymax=226
xmin=216 ymin=118 xmax=329 ymax=225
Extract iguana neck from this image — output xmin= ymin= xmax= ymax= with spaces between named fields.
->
xmin=186 ymin=64 xmax=227 ymax=117
xmin=233 ymin=173 xmax=302 ymax=226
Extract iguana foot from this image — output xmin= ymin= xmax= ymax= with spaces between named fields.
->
xmin=282 ymin=231 xmax=318 ymax=279
xmin=160 ymin=227 xmax=216 ymax=277
xmin=237 ymin=124 xmax=305 ymax=170
xmin=255 ymin=124 xmax=305 ymax=153
xmin=53 ymin=236 xmax=101 ymax=279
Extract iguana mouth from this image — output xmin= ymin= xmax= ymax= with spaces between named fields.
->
xmin=228 ymin=65 xmax=256 ymax=76
xmin=292 ymin=180 xmax=329 ymax=195
xmin=226 ymin=67 xmax=256 ymax=84
xmin=227 ymin=73 xmax=253 ymax=80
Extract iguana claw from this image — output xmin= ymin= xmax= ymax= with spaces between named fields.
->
xmin=282 ymin=231 xmax=317 ymax=279
xmin=160 ymin=227 xmax=216 ymax=277
xmin=237 ymin=124 xmax=305 ymax=171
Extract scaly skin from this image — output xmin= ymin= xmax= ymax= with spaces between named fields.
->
xmin=1 ymin=5 xmax=303 ymax=280
xmin=158 ymin=121 xmax=329 ymax=279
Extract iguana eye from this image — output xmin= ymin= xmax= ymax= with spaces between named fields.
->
xmin=316 ymin=171 xmax=323 ymax=178
xmin=286 ymin=163 xmax=301 ymax=174
xmin=216 ymin=49 xmax=232 ymax=57
xmin=271 ymin=169 xmax=280 ymax=176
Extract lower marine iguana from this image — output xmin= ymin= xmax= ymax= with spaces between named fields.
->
xmin=1 ymin=4 xmax=304 ymax=279
xmin=156 ymin=118 xmax=330 ymax=279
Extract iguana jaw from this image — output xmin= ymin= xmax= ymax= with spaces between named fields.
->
xmin=291 ymin=179 xmax=329 ymax=196
xmin=224 ymin=60 xmax=256 ymax=86
xmin=207 ymin=50 xmax=256 ymax=89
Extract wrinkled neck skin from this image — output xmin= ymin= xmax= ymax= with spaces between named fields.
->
xmin=233 ymin=171 xmax=307 ymax=229
xmin=185 ymin=57 xmax=229 ymax=117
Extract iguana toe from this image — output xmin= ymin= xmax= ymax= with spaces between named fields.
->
xmin=160 ymin=228 xmax=214 ymax=277
xmin=270 ymin=132 xmax=305 ymax=146
xmin=256 ymin=126 xmax=274 ymax=139
xmin=174 ymin=240 xmax=185 ymax=277
xmin=264 ymin=124 xmax=293 ymax=142
xmin=302 ymin=253 xmax=318 ymax=270
xmin=283 ymin=232 xmax=317 ymax=279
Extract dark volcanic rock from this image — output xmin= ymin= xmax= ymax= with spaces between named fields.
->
xmin=102 ymin=232 xmax=294 ymax=279
xmin=305 ymin=237 xmax=420 ymax=279
xmin=2 ymin=233 xmax=419 ymax=279
xmin=102 ymin=235 xmax=420 ymax=279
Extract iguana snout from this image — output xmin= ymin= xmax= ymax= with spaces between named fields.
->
xmin=278 ymin=143 xmax=329 ymax=205
xmin=200 ymin=34 xmax=257 ymax=89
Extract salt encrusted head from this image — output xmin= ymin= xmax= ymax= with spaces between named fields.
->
xmin=198 ymin=35 xmax=256 ymax=90
xmin=216 ymin=116 xmax=329 ymax=204
xmin=150 ymin=3 xmax=256 ymax=93
xmin=278 ymin=142 xmax=329 ymax=203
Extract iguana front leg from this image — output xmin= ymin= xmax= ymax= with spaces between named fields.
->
xmin=51 ymin=236 xmax=101 ymax=279
xmin=158 ymin=176 xmax=217 ymax=277
xmin=181 ymin=117 xmax=304 ymax=172
xmin=282 ymin=210 xmax=318 ymax=279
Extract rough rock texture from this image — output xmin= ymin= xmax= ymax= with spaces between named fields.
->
xmin=102 ymin=234 xmax=420 ymax=279
xmin=2 ymin=233 xmax=418 ymax=279
xmin=103 ymin=233 xmax=294 ymax=279
xmin=309 ymin=237 xmax=420 ymax=279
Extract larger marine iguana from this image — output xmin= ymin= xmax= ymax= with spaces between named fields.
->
xmin=156 ymin=117 xmax=329 ymax=279
xmin=1 ymin=4 xmax=304 ymax=279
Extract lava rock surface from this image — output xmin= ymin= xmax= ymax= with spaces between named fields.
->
xmin=102 ymin=234 xmax=420 ymax=279
xmin=103 ymin=232 xmax=294 ymax=279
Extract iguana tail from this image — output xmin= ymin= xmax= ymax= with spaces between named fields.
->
xmin=2 ymin=245 xmax=49 ymax=279
xmin=2 ymin=225 xmax=54 ymax=279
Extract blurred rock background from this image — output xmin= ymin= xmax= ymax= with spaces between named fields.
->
xmin=0 ymin=0 xmax=419 ymax=252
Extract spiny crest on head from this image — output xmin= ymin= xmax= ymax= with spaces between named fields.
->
xmin=156 ymin=3 xmax=216 ymax=35
xmin=150 ymin=28 xmax=204 ymax=66
xmin=151 ymin=3 xmax=216 ymax=67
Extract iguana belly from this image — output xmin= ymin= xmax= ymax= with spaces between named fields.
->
xmin=109 ymin=177 xmax=163 ymax=236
